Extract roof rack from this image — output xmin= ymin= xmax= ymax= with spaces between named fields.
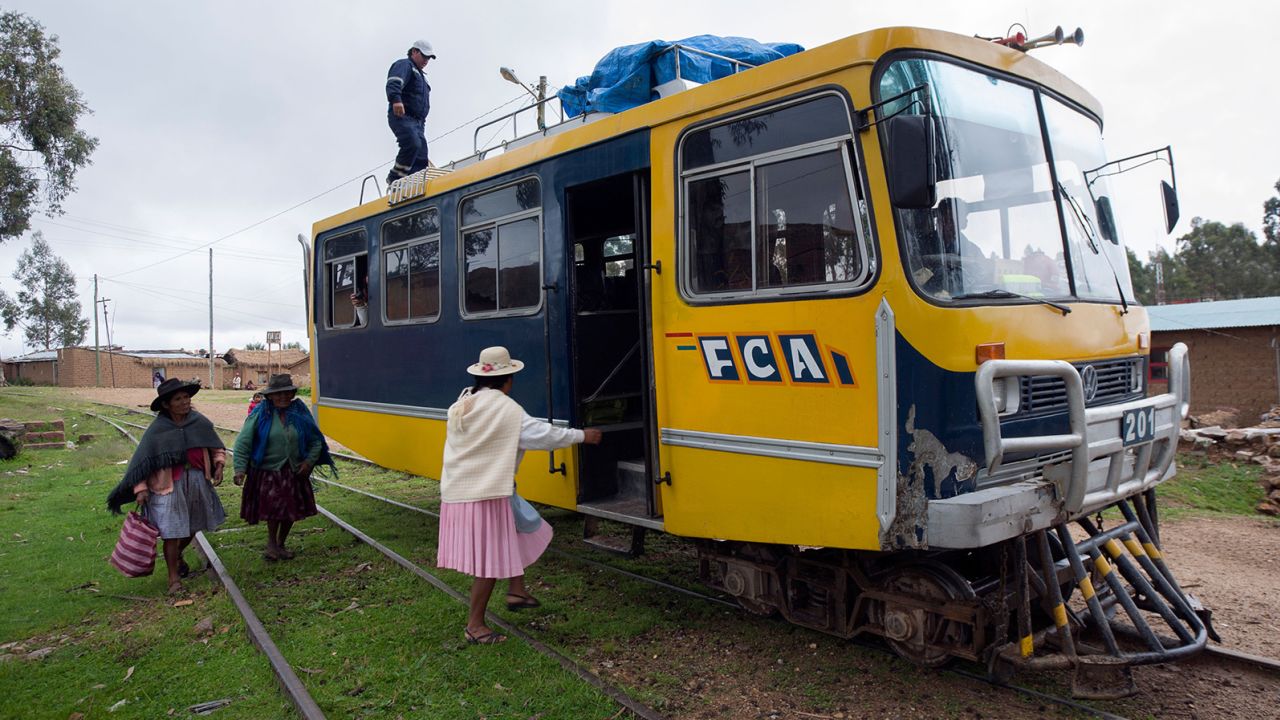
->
xmin=446 ymin=43 xmax=759 ymax=171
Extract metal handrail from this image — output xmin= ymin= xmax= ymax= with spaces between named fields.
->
xmin=472 ymin=96 xmax=565 ymax=154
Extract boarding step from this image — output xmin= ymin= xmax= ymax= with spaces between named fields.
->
xmin=582 ymin=515 xmax=647 ymax=557
xmin=616 ymin=458 xmax=648 ymax=498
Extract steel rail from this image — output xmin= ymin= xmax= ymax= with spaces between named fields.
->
xmin=88 ymin=403 xmax=658 ymax=719
xmin=88 ymin=401 xmax=1280 ymax=712
xmin=86 ymin=410 xmax=327 ymax=720
xmin=316 ymin=506 xmax=667 ymax=720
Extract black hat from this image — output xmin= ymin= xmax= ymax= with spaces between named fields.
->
xmin=151 ymin=377 xmax=201 ymax=411
xmin=260 ymin=373 xmax=300 ymax=396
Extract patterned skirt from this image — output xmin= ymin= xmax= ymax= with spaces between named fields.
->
xmin=239 ymin=466 xmax=317 ymax=524
xmin=146 ymin=468 xmax=227 ymax=539
xmin=437 ymin=497 xmax=553 ymax=579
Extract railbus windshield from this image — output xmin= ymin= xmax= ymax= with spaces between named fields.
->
xmin=879 ymin=57 xmax=1133 ymax=305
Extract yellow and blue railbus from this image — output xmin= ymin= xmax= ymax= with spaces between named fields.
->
xmin=305 ymin=26 xmax=1203 ymax=695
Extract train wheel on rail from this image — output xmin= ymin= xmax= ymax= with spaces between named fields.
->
xmin=875 ymin=561 xmax=976 ymax=668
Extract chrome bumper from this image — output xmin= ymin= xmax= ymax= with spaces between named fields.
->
xmin=928 ymin=343 xmax=1189 ymax=549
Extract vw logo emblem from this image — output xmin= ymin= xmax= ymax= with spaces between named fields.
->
xmin=1081 ymin=365 xmax=1099 ymax=403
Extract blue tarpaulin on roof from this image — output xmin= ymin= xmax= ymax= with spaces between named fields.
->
xmin=558 ymin=35 xmax=804 ymax=118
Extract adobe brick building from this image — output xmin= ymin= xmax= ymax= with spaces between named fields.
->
xmin=222 ymin=348 xmax=310 ymax=389
xmin=3 ymin=346 xmax=311 ymax=390
xmin=1147 ymin=297 xmax=1280 ymax=424
xmin=3 ymin=347 xmax=230 ymax=388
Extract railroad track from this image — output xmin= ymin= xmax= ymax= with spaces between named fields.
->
xmin=86 ymin=401 xmax=1280 ymax=715
xmin=84 ymin=407 xmax=665 ymax=720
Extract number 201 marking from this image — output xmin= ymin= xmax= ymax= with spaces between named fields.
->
xmin=1123 ymin=407 xmax=1155 ymax=444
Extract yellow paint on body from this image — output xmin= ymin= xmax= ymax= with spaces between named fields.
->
xmin=315 ymin=406 xmax=579 ymax=509
xmin=307 ymin=26 xmax=1149 ymax=552
xmin=1142 ymin=542 xmax=1162 ymax=559
xmin=1105 ymin=539 xmax=1125 ymax=559
xmin=1020 ymin=635 xmax=1034 ymax=657
xmin=1094 ymin=556 xmax=1113 ymax=577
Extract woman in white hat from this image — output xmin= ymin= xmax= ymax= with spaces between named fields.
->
xmin=437 ymin=346 xmax=601 ymax=644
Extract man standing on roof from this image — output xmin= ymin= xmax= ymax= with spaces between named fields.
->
xmin=385 ymin=40 xmax=435 ymax=188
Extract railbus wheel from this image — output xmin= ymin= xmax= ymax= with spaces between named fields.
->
xmin=875 ymin=561 xmax=977 ymax=668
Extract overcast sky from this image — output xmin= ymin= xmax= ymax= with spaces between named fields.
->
xmin=1 ymin=0 xmax=1276 ymax=360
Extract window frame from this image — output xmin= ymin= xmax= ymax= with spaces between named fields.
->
xmin=380 ymin=206 xmax=442 ymax=326
xmin=457 ymin=176 xmax=545 ymax=320
xmin=676 ymin=90 xmax=876 ymax=305
xmin=322 ymin=228 xmax=368 ymax=331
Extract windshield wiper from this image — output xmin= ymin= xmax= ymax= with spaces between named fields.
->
xmin=953 ymin=289 xmax=1072 ymax=316
xmin=1057 ymin=181 xmax=1130 ymax=314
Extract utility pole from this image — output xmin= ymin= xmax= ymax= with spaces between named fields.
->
xmin=99 ymin=298 xmax=116 ymax=388
xmin=93 ymin=274 xmax=101 ymax=386
xmin=536 ymin=75 xmax=547 ymax=130
xmin=208 ymin=248 xmax=215 ymax=388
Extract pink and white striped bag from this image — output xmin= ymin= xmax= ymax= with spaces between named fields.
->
xmin=109 ymin=511 xmax=159 ymax=578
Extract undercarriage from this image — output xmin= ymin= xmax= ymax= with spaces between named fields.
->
xmin=699 ymin=490 xmax=1212 ymax=698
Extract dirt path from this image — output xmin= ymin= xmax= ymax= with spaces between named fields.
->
xmin=63 ymin=387 xmax=352 ymax=452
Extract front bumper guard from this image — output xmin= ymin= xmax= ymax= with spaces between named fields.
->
xmin=974 ymin=342 xmax=1190 ymax=519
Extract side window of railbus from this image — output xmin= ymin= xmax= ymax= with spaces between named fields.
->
xmin=382 ymin=207 xmax=441 ymax=324
xmin=459 ymin=177 xmax=542 ymax=317
xmin=678 ymin=92 xmax=875 ymax=301
xmin=323 ymin=229 xmax=368 ymax=330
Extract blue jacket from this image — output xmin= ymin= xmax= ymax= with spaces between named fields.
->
xmin=386 ymin=58 xmax=430 ymax=120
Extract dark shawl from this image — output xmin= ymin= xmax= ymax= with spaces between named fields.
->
xmin=106 ymin=410 xmax=225 ymax=513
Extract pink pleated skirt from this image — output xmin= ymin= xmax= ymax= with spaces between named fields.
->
xmin=437 ymin=497 xmax=553 ymax=579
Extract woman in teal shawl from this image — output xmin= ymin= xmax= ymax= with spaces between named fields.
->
xmin=233 ymin=374 xmax=334 ymax=560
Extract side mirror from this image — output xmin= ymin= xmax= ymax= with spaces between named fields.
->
xmin=1095 ymin=196 xmax=1118 ymax=243
xmin=1161 ymin=180 xmax=1180 ymax=233
xmin=884 ymin=115 xmax=937 ymax=210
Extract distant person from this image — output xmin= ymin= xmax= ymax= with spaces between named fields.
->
xmin=152 ymin=371 xmax=164 ymax=389
xmin=232 ymin=374 xmax=242 ymax=391
xmin=247 ymin=392 xmax=264 ymax=415
xmin=245 ymin=380 xmax=256 ymax=391
xmin=385 ymin=39 xmax=435 ymax=188
xmin=233 ymin=374 xmax=334 ymax=561
xmin=106 ymin=378 xmax=227 ymax=595
xmin=436 ymin=346 xmax=602 ymax=644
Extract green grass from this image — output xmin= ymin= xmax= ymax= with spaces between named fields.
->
xmin=2 ymin=386 xmax=1270 ymax=720
xmin=0 ymin=389 xmax=627 ymax=719
xmin=1159 ymin=454 xmax=1268 ymax=519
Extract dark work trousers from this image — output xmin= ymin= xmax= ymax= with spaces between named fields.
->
xmin=388 ymin=114 xmax=429 ymax=184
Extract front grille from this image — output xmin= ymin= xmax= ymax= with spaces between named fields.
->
xmin=1018 ymin=357 xmax=1143 ymax=415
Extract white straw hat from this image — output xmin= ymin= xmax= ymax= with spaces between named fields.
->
xmin=467 ymin=346 xmax=524 ymax=376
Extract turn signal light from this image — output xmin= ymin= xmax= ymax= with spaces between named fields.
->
xmin=976 ymin=342 xmax=1006 ymax=365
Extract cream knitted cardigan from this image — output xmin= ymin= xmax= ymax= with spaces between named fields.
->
xmin=440 ymin=387 xmax=526 ymax=503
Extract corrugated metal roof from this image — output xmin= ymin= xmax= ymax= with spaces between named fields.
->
xmin=3 ymin=350 xmax=58 ymax=363
xmin=119 ymin=352 xmax=204 ymax=360
xmin=1147 ymin=297 xmax=1280 ymax=331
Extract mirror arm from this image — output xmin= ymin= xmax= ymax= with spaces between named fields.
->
xmin=855 ymin=83 xmax=930 ymax=132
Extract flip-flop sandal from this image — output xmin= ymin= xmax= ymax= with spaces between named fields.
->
xmin=506 ymin=594 xmax=541 ymax=611
xmin=464 ymin=628 xmax=508 ymax=645
xmin=278 ymin=548 xmax=296 ymax=559
xmin=167 ymin=582 xmax=185 ymax=596
xmin=263 ymin=549 xmax=282 ymax=561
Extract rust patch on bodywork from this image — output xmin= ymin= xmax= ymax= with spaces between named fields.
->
xmin=884 ymin=406 xmax=980 ymax=549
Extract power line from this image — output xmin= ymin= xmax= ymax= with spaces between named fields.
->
xmin=102 ymin=92 xmax=531 ymax=281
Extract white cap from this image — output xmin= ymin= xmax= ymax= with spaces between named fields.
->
xmin=412 ymin=40 xmax=436 ymax=59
